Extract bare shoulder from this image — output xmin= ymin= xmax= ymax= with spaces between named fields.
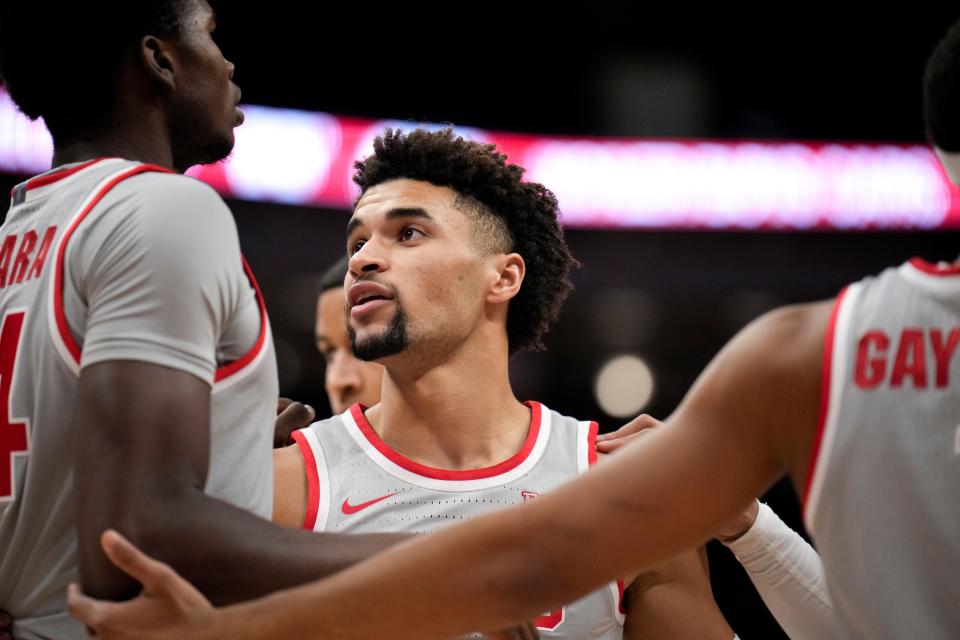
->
xmin=695 ymin=299 xmax=835 ymax=400
xmin=730 ymin=299 xmax=834 ymax=370
xmin=695 ymin=298 xmax=837 ymax=484
xmin=274 ymin=443 xmax=305 ymax=470
xmin=272 ymin=444 xmax=307 ymax=528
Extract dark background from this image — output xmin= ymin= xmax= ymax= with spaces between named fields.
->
xmin=3 ymin=5 xmax=959 ymax=637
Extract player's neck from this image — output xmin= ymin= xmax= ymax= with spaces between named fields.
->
xmin=51 ymin=110 xmax=177 ymax=173
xmin=367 ymin=334 xmax=529 ymax=471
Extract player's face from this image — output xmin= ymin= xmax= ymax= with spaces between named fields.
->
xmin=315 ymin=287 xmax=384 ymax=414
xmin=345 ymin=179 xmax=491 ymax=363
xmin=166 ymin=0 xmax=242 ymax=169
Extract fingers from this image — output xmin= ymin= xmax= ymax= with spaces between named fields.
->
xmin=524 ymin=621 xmax=540 ymax=640
xmin=595 ymin=413 xmax=664 ymax=454
xmin=595 ymin=414 xmax=661 ymax=442
xmin=274 ymin=401 xmax=315 ymax=447
xmin=597 ymin=433 xmax=640 ymax=453
xmin=277 ymin=397 xmax=293 ymax=414
xmin=595 ymin=430 xmax=650 ymax=453
xmin=279 ymin=401 xmax=315 ymax=427
xmin=100 ymin=529 xmax=174 ymax=594
xmin=67 ymin=582 xmax=107 ymax=630
xmin=0 ymin=607 xmax=11 ymax=640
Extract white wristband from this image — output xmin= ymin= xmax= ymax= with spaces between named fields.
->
xmin=722 ymin=502 xmax=843 ymax=640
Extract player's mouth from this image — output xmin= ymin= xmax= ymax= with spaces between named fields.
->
xmin=348 ymin=281 xmax=395 ymax=320
xmin=233 ymin=88 xmax=244 ymax=126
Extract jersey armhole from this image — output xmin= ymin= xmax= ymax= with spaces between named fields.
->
xmin=578 ymin=419 xmax=626 ymax=622
xmin=49 ymin=164 xmax=173 ymax=374
xmin=291 ymin=429 xmax=322 ymax=531
xmin=576 ymin=420 xmax=599 ymax=474
xmin=802 ymin=286 xmax=854 ymax=532
xmin=212 ymin=256 xmax=270 ymax=389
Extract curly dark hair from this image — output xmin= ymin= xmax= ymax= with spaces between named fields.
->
xmin=925 ymin=19 xmax=960 ymax=151
xmin=353 ymin=128 xmax=577 ymax=355
xmin=0 ymin=0 xmax=192 ymax=144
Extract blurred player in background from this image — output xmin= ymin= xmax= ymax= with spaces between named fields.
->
xmin=271 ymin=257 xmax=382 ymax=448
xmin=314 ymin=256 xmax=384 ymax=415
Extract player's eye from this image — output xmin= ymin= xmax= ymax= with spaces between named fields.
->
xmin=400 ymin=227 xmax=426 ymax=242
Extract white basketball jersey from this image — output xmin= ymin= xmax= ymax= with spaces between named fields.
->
xmin=0 ymin=159 xmax=278 ymax=639
xmin=804 ymin=258 xmax=960 ymax=639
xmin=294 ymin=402 xmax=626 ymax=639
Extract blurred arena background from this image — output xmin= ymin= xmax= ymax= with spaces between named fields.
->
xmin=3 ymin=4 xmax=959 ymax=636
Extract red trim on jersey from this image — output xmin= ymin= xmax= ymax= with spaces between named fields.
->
xmin=587 ymin=421 xmax=599 ymax=466
xmin=616 ymin=578 xmax=627 ymax=615
xmin=535 ymin=608 xmax=564 ymax=631
xmin=349 ymin=401 xmax=542 ymax=481
xmin=586 ymin=422 xmax=627 ymax=616
xmin=291 ymin=430 xmax=320 ymax=531
xmin=908 ymin=257 xmax=960 ymax=276
xmin=14 ymin=158 xmax=107 ymax=197
xmin=214 ymin=256 xmax=269 ymax=382
xmin=802 ymin=287 xmax=849 ymax=508
xmin=53 ymin=164 xmax=173 ymax=363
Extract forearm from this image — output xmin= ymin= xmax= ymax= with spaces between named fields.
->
xmin=723 ymin=502 xmax=842 ymax=640
xmin=80 ymin=488 xmax=404 ymax=605
xmin=205 ymin=505 xmax=563 ymax=639
xmin=195 ymin=426 xmax=771 ymax=640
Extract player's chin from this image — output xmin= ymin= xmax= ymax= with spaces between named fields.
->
xmin=189 ymin=131 xmax=236 ymax=168
xmin=349 ymin=307 xmax=395 ymax=331
xmin=350 ymin=325 xmax=388 ymax=345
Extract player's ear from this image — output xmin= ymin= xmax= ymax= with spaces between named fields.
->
xmin=138 ymin=35 xmax=177 ymax=92
xmin=487 ymin=253 xmax=525 ymax=304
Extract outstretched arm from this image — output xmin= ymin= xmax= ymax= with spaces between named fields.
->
xmin=72 ymin=301 xmax=831 ymax=639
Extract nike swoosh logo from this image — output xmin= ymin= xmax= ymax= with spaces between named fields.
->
xmin=341 ymin=492 xmax=398 ymax=515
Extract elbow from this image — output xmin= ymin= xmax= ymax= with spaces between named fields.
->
xmin=77 ymin=486 xmax=195 ymax=598
xmin=114 ymin=487 xmax=197 ymax=560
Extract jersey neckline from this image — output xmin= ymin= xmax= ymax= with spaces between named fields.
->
xmin=348 ymin=401 xmax=544 ymax=481
xmin=906 ymin=257 xmax=960 ymax=277
xmin=9 ymin=158 xmax=174 ymax=206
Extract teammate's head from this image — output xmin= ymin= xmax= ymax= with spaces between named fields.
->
xmin=924 ymin=18 xmax=960 ymax=183
xmin=347 ymin=128 xmax=575 ymax=364
xmin=315 ymin=256 xmax=383 ymax=414
xmin=0 ymin=0 xmax=240 ymax=169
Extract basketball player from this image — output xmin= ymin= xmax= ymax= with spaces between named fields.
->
xmin=267 ymin=128 xmax=732 ymax=639
xmin=0 ymin=2 xmax=402 ymax=638
xmin=307 ymin=255 xmax=834 ymax=638
xmin=68 ymin=19 xmax=960 ymax=640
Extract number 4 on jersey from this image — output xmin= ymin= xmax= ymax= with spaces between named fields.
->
xmin=1 ymin=311 xmax=28 ymax=501
xmin=536 ymin=607 xmax=564 ymax=630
